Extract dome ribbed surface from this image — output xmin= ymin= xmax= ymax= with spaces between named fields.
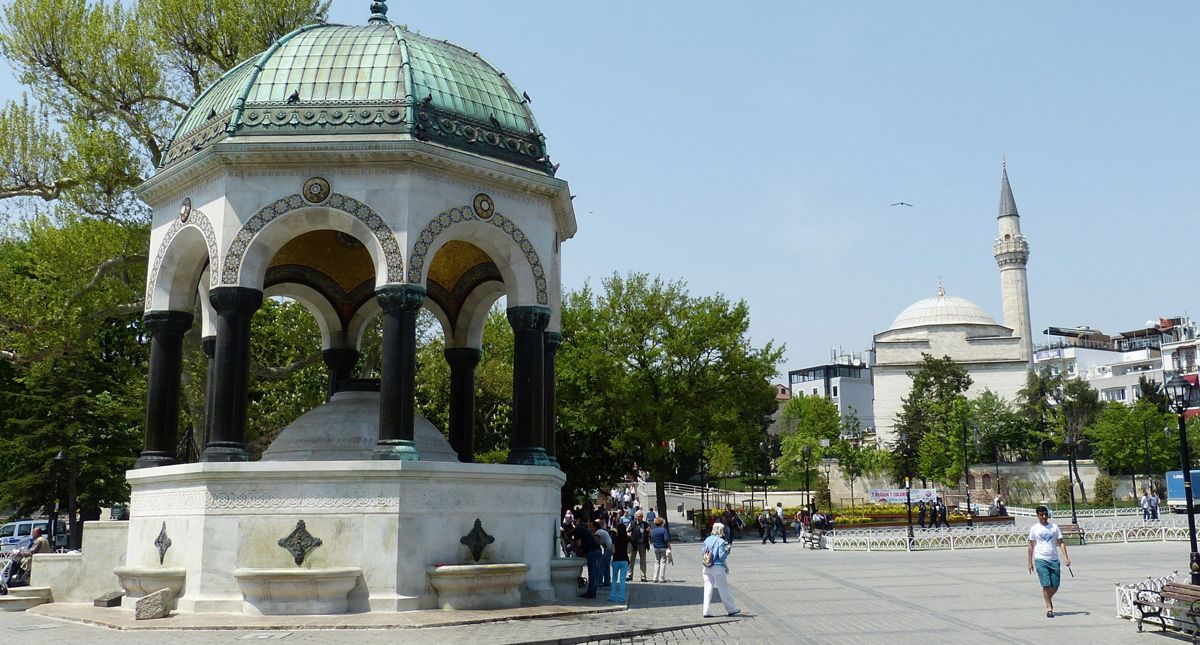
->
xmin=888 ymin=294 xmax=997 ymax=331
xmin=162 ymin=22 xmax=547 ymax=172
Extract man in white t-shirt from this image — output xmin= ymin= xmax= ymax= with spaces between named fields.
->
xmin=1027 ymin=505 xmax=1071 ymax=618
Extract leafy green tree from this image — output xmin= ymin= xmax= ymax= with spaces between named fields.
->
xmin=705 ymin=441 xmax=736 ymax=490
xmin=835 ymin=410 xmax=887 ymax=505
xmin=1017 ymin=367 xmax=1063 ymax=456
xmin=1136 ymin=375 xmax=1171 ymax=414
xmin=555 ymin=273 xmax=782 ymax=515
xmin=1089 ymin=400 xmax=1177 ymax=494
xmin=1058 ymin=377 xmax=1102 ymax=503
xmin=778 ymin=394 xmax=840 ymax=479
xmin=970 ymin=389 xmax=1035 ymax=463
xmin=889 ymin=354 xmax=972 ymax=486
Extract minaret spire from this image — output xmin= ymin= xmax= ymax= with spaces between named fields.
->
xmin=993 ymin=163 xmax=1033 ymax=365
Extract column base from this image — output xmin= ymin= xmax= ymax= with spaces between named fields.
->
xmin=373 ymin=440 xmax=420 ymax=461
xmin=547 ymin=456 xmax=560 ymax=469
xmin=507 ymin=447 xmax=553 ymax=466
xmin=133 ymin=452 xmax=178 ymax=469
xmin=201 ymin=444 xmax=251 ymax=462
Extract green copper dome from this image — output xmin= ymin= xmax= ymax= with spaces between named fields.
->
xmin=162 ymin=21 xmax=548 ymax=172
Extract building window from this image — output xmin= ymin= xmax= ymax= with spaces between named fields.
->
xmin=1102 ymin=388 xmax=1126 ymax=402
xmin=832 ymin=385 xmax=839 ymax=397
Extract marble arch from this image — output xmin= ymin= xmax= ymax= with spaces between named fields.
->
xmin=145 ymin=210 xmax=219 ymax=313
xmin=221 ymin=192 xmax=404 ymax=290
xmin=408 ymin=206 xmax=548 ymax=306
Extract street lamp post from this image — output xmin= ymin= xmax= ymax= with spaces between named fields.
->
xmin=822 ymin=458 xmax=833 ymax=515
xmin=802 ymin=445 xmax=812 ymax=511
xmin=905 ymin=477 xmax=914 ymax=551
xmin=1165 ymin=374 xmax=1199 ymax=585
xmin=962 ymin=419 xmax=974 ymax=529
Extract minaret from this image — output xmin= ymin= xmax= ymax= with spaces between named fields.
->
xmin=993 ymin=163 xmax=1033 ymax=364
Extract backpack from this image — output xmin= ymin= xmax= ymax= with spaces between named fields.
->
xmin=701 ymin=545 xmax=715 ymax=568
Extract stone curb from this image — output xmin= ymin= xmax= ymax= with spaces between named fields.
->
xmin=519 ymin=617 xmax=739 ymax=645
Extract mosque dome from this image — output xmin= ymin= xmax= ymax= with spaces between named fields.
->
xmin=888 ymin=291 xmax=998 ymax=331
xmin=161 ymin=3 xmax=547 ymax=172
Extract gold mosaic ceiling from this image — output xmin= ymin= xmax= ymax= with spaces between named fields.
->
xmin=269 ymin=230 xmax=374 ymax=292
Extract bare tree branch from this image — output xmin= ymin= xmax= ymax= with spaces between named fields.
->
xmin=251 ymin=351 xmax=322 ymax=380
xmin=69 ymin=254 xmax=148 ymax=303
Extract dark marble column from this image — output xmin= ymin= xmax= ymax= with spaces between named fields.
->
xmin=200 ymin=335 xmax=216 ymax=450
xmin=375 ymin=284 xmax=424 ymax=460
xmin=203 ymin=286 xmax=262 ymax=462
xmin=444 ymin=347 xmax=482 ymax=463
xmin=543 ymin=331 xmax=562 ymax=469
xmin=507 ymin=306 xmax=552 ymax=466
xmin=136 ymin=310 xmax=194 ymax=469
xmin=322 ymin=348 xmax=359 ymax=399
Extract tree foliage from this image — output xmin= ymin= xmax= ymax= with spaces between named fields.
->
xmin=970 ymin=389 xmax=1036 ymax=463
xmin=888 ymin=354 xmax=972 ymax=486
xmin=555 ymin=273 xmax=782 ymax=513
xmin=778 ymin=394 xmax=841 ymax=479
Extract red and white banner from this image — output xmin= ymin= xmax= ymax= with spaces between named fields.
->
xmin=869 ymin=488 xmax=939 ymax=505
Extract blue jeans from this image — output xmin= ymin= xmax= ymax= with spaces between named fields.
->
xmin=600 ymin=550 xmax=612 ymax=585
xmin=584 ymin=549 xmax=602 ymax=596
xmin=608 ymin=560 xmax=628 ymax=602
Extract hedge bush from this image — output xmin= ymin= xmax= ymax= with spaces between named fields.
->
xmin=1094 ymin=474 xmax=1115 ymax=507
xmin=1055 ymin=476 xmax=1072 ymax=504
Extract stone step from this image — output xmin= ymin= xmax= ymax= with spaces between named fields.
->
xmin=0 ymin=595 xmax=48 ymax=611
xmin=5 ymin=586 xmax=51 ymax=599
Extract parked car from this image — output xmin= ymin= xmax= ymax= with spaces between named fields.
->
xmin=0 ymin=519 xmax=68 ymax=551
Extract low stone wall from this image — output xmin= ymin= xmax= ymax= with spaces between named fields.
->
xmin=31 ymin=520 xmax=126 ymax=603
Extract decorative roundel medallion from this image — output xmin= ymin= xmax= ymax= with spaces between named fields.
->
xmin=303 ymin=177 xmax=331 ymax=204
xmin=472 ymin=193 xmax=494 ymax=219
xmin=179 ymin=197 xmax=192 ymax=223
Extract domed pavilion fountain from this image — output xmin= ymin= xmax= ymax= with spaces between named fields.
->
xmin=118 ymin=1 xmax=576 ymax=614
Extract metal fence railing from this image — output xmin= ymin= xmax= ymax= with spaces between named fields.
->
xmin=1115 ymin=570 xmax=1179 ymax=622
xmin=823 ymin=521 xmax=1194 ymax=552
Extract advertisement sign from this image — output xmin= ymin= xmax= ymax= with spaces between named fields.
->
xmin=869 ymin=488 xmax=939 ymax=505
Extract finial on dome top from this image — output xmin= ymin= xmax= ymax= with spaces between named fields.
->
xmin=368 ymin=0 xmax=388 ymax=24
xmin=937 ymin=277 xmax=945 ymax=297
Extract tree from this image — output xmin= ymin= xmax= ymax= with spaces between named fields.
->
xmin=1057 ymin=377 xmax=1102 ymax=503
xmin=1017 ymin=367 xmax=1063 ymax=457
xmin=1136 ymin=375 xmax=1171 ymax=414
xmin=705 ymin=441 xmax=736 ymax=491
xmin=970 ymin=389 xmax=1036 ymax=464
xmin=555 ymin=273 xmax=782 ymax=517
xmin=1089 ymin=400 xmax=1177 ymax=494
xmin=888 ymin=354 xmax=972 ymax=486
xmin=778 ymin=394 xmax=841 ymax=480
xmin=835 ymin=410 xmax=887 ymax=506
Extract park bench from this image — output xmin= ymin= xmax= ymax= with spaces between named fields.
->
xmin=1134 ymin=581 xmax=1200 ymax=641
xmin=1060 ymin=523 xmax=1086 ymax=546
xmin=802 ymin=528 xmax=824 ymax=550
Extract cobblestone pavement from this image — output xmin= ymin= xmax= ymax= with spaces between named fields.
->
xmin=0 ymin=538 xmax=1190 ymax=644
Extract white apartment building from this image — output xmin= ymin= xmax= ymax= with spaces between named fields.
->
xmin=787 ymin=351 xmax=875 ymax=436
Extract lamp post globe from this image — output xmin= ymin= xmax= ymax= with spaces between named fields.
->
xmin=1165 ymin=374 xmax=1200 ymax=584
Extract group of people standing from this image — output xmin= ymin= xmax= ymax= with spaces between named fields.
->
xmin=562 ymin=505 xmax=671 ymax=603
xmin=916 ymin=497 xmax=950 ymax=528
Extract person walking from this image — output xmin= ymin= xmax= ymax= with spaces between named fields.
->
xmin=627 ymin=510 xmax=650 ymax=581
xmin=758 ymin=508 xmax=773 ymax=544
xmin=774 ymin=502 xmax=788 ymax=543
xmin=700 ymin=522 xmax=741 ymax=618
xmin=1150 ymin=489 xmax=1161 ymax=521
xmin=608 ymin=523 xmax=630 ymax=603
xmin=1140 ymin=490 xmax=1151 ymax=521
xmin=917 ymin=500 xmax=927 ymax=529
xmin=938 ymin=498 xmax=949 ymax=528
xmin=1027 ymin=504 xmax=1071 ymax=618
xmin=651 ymin=516 xmax=671 ymax=583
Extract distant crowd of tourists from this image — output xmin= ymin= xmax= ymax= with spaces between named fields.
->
xmin=561 ymin=501 xmax=670 ymax=603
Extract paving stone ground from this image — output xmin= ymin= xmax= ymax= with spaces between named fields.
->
xmin=0 ymin=537 xmax=1191 ymax=644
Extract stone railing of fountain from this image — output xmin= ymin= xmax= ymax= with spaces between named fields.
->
xmin=426 ymin=518 xmax=530 ymax=610
xmin=231 ymin=520 xmax=363 ymax=615
xmin=114 ymin=522 xmax=186 ymax=610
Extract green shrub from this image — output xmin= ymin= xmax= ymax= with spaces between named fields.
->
xmin=816 ymin=477 xmax=832 ymax=509
xmin=1094 ymin=474 xmax=1115 ymax=507
xmin=1055 ymin=476 xmax=1072 ymax=504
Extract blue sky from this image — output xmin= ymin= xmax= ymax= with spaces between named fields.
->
xmin=4 ymin=1 xmax=1197 ymax=373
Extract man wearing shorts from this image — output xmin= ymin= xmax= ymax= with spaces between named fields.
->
xmin=1027 ymin=505 xmax=1071 ymax=617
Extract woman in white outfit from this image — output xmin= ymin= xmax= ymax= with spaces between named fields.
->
xmin=700 ymin=522 xmax=740 ymax=618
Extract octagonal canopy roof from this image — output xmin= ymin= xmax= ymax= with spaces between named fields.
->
xmin=888 ymin=292 xmax=998 ymax=331
xmin=162 ymin=14 xmax=547 ymax=172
